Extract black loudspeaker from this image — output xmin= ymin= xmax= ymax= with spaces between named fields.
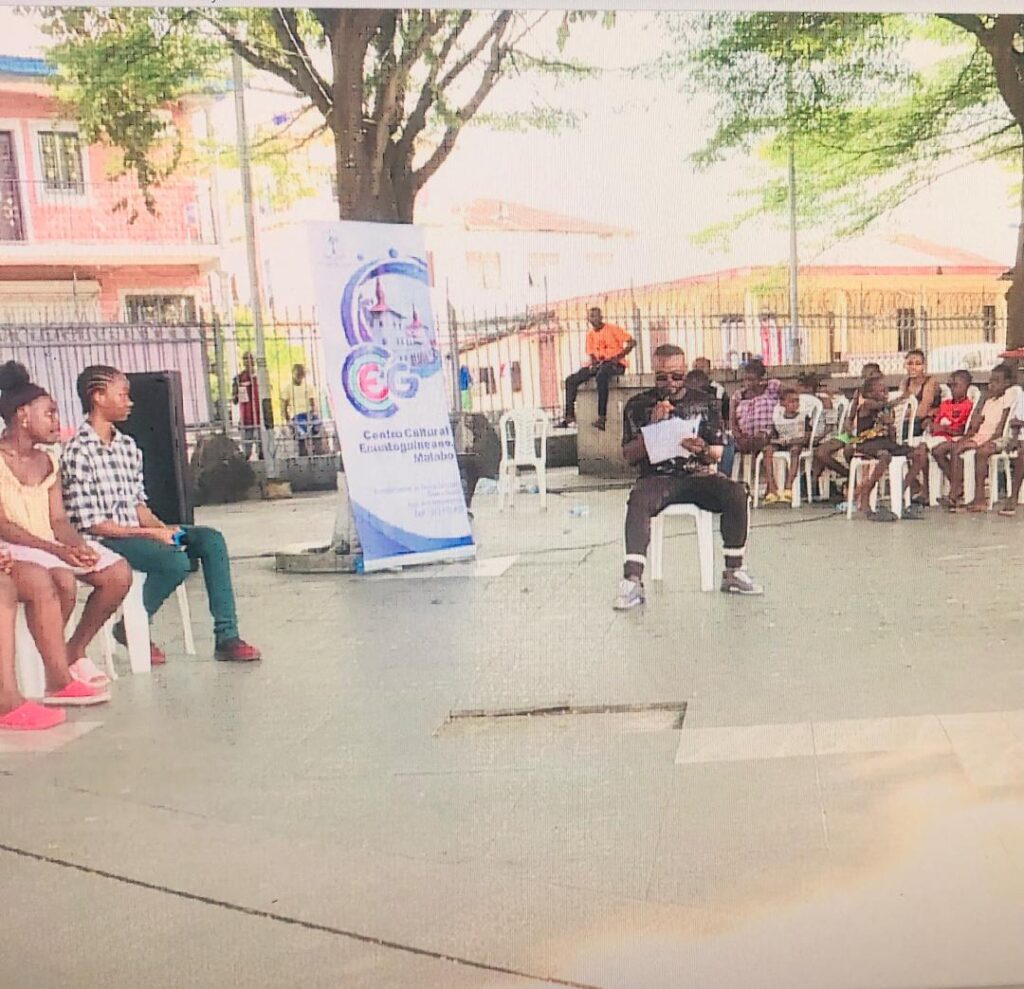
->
xmin=121 ymin=371 xmax=194 ymax=525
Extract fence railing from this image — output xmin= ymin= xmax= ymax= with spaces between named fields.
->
xmin=440 ymin=306 xmax=1008 ymax=421
xmin=0 ymin=301 xmax=1008 ymax=452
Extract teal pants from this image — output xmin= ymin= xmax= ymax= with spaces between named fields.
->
xmin=101 ymin=526 xmax=239 ymax=645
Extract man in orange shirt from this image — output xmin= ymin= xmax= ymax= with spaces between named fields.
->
xmin=559 ymin=307 xmax=635 ymax=431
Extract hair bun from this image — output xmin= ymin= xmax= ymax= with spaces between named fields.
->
xmin=0 ymin=361 xmax=31 ymax=394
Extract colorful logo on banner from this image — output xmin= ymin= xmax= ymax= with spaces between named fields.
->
xmin=340 ymin=250 xmax=441 ymax=418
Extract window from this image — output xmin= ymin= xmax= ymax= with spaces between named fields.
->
xmin=527 ymin=252 xmax=559 ymax=287
xmin=124 ymin=294 xmax=198 ymax=324
xmin=896 ymin=308 xmax=917 ymax=352
xmin=38 ymin=130 xmax=84 ymax=193
xmin=510 ymin=361 xmax=522 ymax=393
xmin=466 ymin=252 xmax=502 ymax=291
xmin=983 ymin=305 xmax=997 ymax=343
xmin=478 ymin=366 xmax=497 ymax=395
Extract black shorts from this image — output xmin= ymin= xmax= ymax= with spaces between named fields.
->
xmin=854 ymin=437 xmax=912 ymax=459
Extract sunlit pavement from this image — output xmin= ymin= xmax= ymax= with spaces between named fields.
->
xmin=3 ymin=477 xmax=1024 ymax=988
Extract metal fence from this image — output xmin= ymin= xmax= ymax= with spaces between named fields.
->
xmin=0 ymin=296 xmax=1008 ymax=451
xmin=0 ymin=311 xmax=338 ymax=459
xmin=441 ymin=302 xmax=1009 ymax=420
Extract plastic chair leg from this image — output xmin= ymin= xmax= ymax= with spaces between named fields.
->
xmin=928 ymin=457 xmax=942 ymax=507
xmin=122 ymin=572 xmax=152 ymax=674
xmin=752 ymin=454 xmax=762 ymax=508
xmin=695 ymin=512 xmax=715 ymax=592
xmin=536 ymin=465 xmax=547 ymax=511
xmin=14 ymin=605 xmax=46 ymax=699
xmin=176 ymin=584 xmax=196 ymax=656
xmin=649 ymin=516 xmax=665 ymax=581
xmin=101 ymin=620 xmax=118 ymax=681
xmin=888 ymin=457 xmax=906 ymax=519
xmin=961 ymin=449 xmax=976 ymax=505
xmin=846 ymin=459 xmax=861 ymax=519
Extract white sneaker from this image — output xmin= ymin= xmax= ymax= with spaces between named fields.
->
xmin=720 ymin=568 xmax=764 ymax=595
xmin=613 ymin=578 xmax=645 ymax=610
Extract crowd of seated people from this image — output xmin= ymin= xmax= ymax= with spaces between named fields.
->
xmin=614 ymin=347 xmax=1024 ymax=609
xmin=0 ymin=361 xmax=260 ymax=734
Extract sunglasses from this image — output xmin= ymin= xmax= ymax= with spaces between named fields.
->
xmin=655 ymin=372 xmax=687 ymax=383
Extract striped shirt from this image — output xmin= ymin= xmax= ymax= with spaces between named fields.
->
xmin=61 ymin=422 xmax=147 ymax=531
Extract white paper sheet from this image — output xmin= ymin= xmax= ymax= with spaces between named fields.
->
xmin=641 ymin=415 xmax=700 ymax=464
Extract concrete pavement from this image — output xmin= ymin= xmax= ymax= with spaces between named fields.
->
xmin=3 ymin=475 xmax=1024 ymax=988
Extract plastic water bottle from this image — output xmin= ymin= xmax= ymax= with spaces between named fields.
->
xmin=568 ymin=504 xmax=589 ymax=518
xmin=525 ymin=484 xmax=540 ymax=494
xmin=354 ymin=555 xmax=365 ymax=574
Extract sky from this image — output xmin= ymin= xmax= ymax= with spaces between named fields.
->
xmin=1 ymin=7 xmax=1017 ymax=284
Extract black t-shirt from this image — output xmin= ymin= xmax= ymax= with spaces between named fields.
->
xmin=622 ymin=387 xmax=725 ymax=477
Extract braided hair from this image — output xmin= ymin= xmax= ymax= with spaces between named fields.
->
xmin=0 ymin=361 xmax=48 ymax=424
xmin=76 ymin=364 xmax=122 ymax=415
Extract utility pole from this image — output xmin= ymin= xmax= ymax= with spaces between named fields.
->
xmin=785 ymin=58 xmax=801 ymax=366
xmin=232 ymin=36 xmax=277 ymax=477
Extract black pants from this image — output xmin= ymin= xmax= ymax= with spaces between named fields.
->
xmin=565 ymin=362 xmax=624 ymax=419
xmin=624 ymin=473 xmax=749 ymax=579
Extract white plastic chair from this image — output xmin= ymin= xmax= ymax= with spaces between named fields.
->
xmin=813 ymin=395 xmax=851 ymax=500
xmin=913 ymin=385 xmax=983 ymax=506
xmin=498 ymin=409 xmax=549 ymax=510
xmin=845 ymin=399 xmax=914 ymax=519
xmin=647 ymin=503 xmax=715 ymax=591
xmin=957 ymin=385 xmax=1021 ymax=508
xmin=846 ymin=455 xmax=909 ymax=519
xmin=14 ymin=573 xmax=195 ymax=695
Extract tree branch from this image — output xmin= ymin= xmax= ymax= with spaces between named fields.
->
xmin=397 ymin=10 xmax=472 ymax=159
xmin=198 ymin=12 xmax=309 ymax=100
xmin=412 ymin=13 xmax=513 ymax=192
xmin=269 ymin=8 xmax=333 ymax=119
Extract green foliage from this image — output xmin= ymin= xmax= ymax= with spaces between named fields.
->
xmin=40 ymin=8 xmax=220 ymax=213
xmin=676 ymin=12 xmax=1023 ymax=249
xmin=39 ymin=7 xmax=611 ymax=221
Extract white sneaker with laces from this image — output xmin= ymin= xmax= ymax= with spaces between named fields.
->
xmin=613 ymin=578 xmax=645 ymax=610
xmin=720 ymin=568 xmax=764 ymax=595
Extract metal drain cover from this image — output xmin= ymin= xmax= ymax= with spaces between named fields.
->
xmin=436 ymin=701 xmax=686 ymax=737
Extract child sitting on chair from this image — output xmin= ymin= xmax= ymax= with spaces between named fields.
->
xmin=910 ymin=369 xmax=974 ymax=507
xmin=812 ymin=363 xmax=882 ymax=493
xmin=947 ymin=362 xmax=1014 ymax=513
xmin=763 ymin=386 xmax=811 ymax=505
xmin=844 ymin=374 xmax=920 ymax=522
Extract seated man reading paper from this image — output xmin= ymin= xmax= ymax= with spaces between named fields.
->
xmin=615 ymin=345 xmax=764 ymax=610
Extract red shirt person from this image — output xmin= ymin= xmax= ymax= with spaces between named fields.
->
xmin=231 ymin=352 xmax=263 ymax=460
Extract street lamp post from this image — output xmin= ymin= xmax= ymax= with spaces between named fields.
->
xmin=231 ymin=37 xmax=278 ymax=478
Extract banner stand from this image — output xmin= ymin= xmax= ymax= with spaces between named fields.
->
xmin=308 ymin=220 xmax=476 ymax=573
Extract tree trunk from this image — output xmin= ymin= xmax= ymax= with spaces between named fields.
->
xmin=326 ymin=10 xmax=417 ymax=223
xmin=979 ymin=19 xmax=1024 ymax=351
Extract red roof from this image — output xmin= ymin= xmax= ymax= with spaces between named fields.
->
xmin=460 ymin=199 xmax=634 ymax=237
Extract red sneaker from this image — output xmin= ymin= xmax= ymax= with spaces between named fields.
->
xmin=150 ymin=642 xmax=167 ymax=666
xmin=214 ymin=638 xmax=261 ymax=662
xmin=0 ymin=701 xmax=66 ymax=731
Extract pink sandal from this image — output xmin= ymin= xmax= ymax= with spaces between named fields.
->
xmin=42 ymin=680 xmax=110 ymax=707
xmin=0 ymin=701 xmax=66 ymax=731
xmin=69 ymin=657 xmax=112 ymax=689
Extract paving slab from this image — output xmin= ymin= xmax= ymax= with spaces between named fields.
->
xmin=3 ymin=483 xmax=1024 ymax=987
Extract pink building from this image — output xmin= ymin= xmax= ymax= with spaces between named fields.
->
xmin=0 ymin=55 xmax=219 ymax=323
